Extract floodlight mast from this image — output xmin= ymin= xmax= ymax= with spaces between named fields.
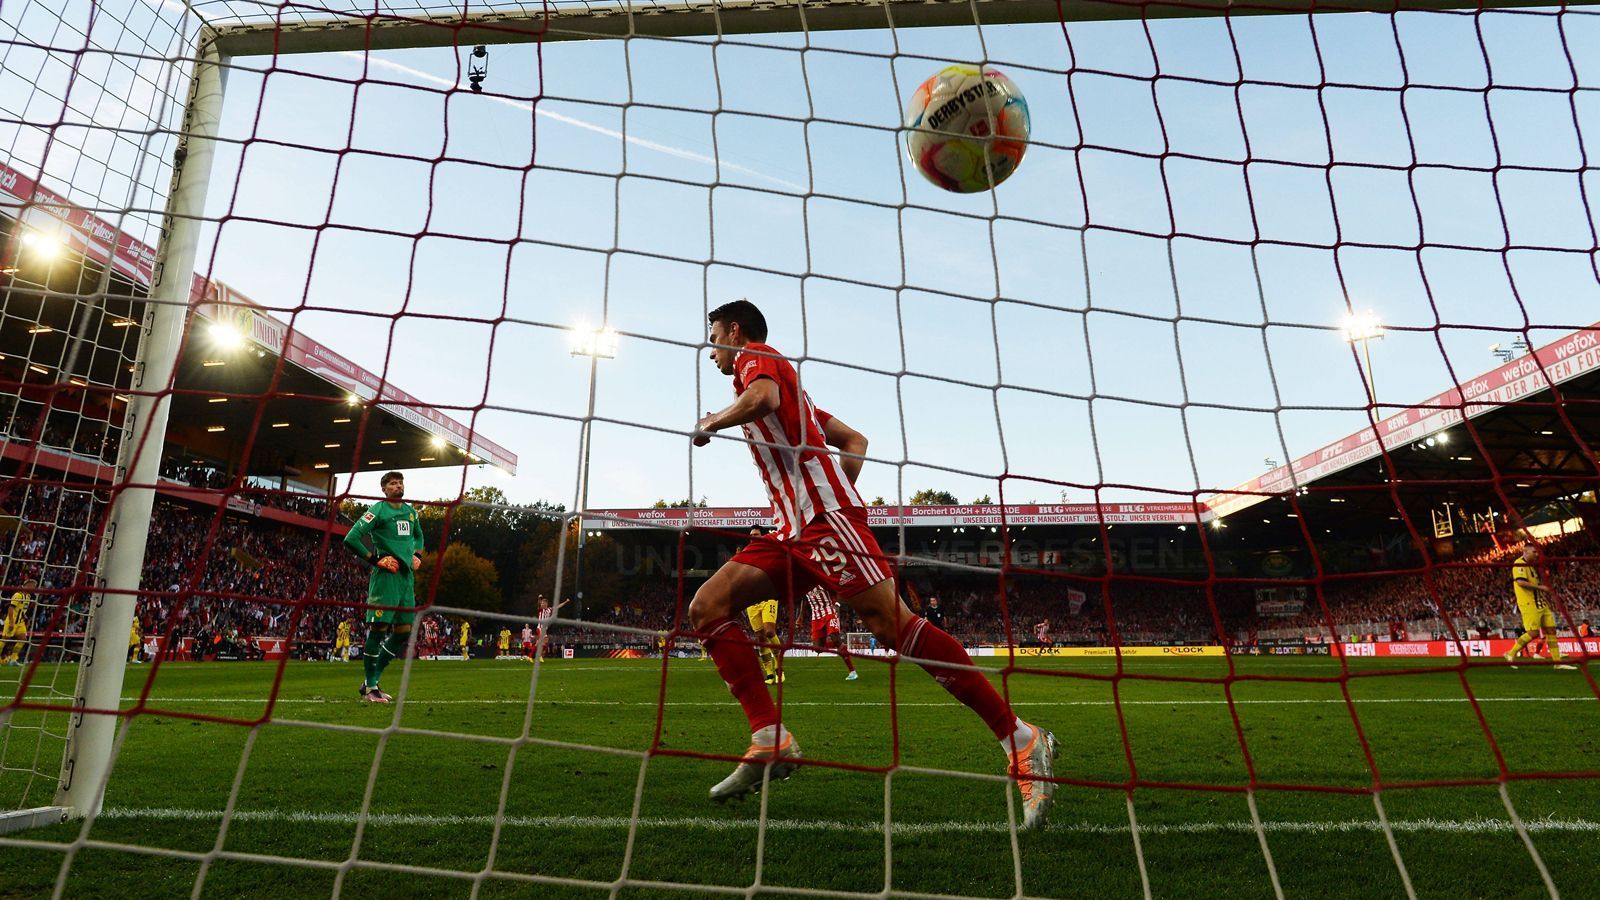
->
xmin=49 ymin=40 xmax=229 ymax=824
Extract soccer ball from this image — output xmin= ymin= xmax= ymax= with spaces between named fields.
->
xmin=903 ymin=65 xmax=1030 ymax=193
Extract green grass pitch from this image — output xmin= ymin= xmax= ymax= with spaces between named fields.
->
xmin=3 ymin=654 xmax=1598 ymax=898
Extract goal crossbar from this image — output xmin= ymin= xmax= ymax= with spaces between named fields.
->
xmin=204 ymin=0 xmax=1598 ymax=57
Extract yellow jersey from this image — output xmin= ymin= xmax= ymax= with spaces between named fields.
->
xmin=4 ymin=591 xmax=30 ymax=630
xmin=460 ymin=624 xmax=471 ymax=645
xmin=4 ymin=592 xmax=29 ymax=627
xmin=1512 ymin=561 xmax=1544 ymax=609
xmin=746 ymin=598 xmax=779 ymax=629
xmin=498 ymin=629 xmax=511 ymax=647
xmin=337 ymin=621 xmax=351 ymax=640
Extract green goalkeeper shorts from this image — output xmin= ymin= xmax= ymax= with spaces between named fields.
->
xmin=365 ymin=571 xmax=416 ymax=626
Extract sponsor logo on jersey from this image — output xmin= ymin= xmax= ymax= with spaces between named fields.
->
xmin=361 ymin=512 xmax=376 ymax=523
xmin=397 ymin=520 xmax=411 ymax=536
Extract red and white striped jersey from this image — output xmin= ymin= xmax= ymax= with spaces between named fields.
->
xmin=733 ymin=342 xmax=865 ymax=539
xmin=805 ymin=585 xmax=838 ymax=622
xmin=521 ymin=626 xmax=534 ymax=643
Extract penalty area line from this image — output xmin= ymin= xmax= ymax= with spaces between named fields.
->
xmin=89 ymin=806 xmax=1600 ymax=836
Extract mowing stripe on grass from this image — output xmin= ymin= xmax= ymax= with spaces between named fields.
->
xmin=89 ymin=806 xmax=1600 ymax=836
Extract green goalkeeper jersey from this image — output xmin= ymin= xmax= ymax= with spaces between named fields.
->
xmin=344 ymin=500 xmax=424 ymax=571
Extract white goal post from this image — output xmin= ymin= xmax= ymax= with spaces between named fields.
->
xmin=0 ymin=41 xmax=227 ymax=834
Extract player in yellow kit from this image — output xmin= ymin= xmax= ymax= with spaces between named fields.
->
xmin=742 ymin=528 xmax=785 ymax=684
xmin=1504 ymin=543 xmax=1578 ymax=670
xmin=1 ymin=579 xmax=35 ymax=666
xmin=128 ymin=616 xmax=142 ymax=663
xmin=332 ymin=618 xmax=353 ymax=661
xmin=497 ymin=627 xmax=512 ymax=658
xmin=459 ymin=620 xmax=472 ymax=659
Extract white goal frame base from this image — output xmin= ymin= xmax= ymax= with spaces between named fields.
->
xmin=0 ymin=807 xmax=70 ymax=836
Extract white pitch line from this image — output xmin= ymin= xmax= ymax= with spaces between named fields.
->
xmin=110 ymin=696 xmax=1598 ymax=707
xmin=87 ymin=806 xmax=1600 ymax=837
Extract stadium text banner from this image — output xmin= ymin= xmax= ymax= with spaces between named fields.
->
xmin=583 ymin=502 xmax=1204 ymax=530
xmin=0 ymin=161 xmax=158 ymax=286
xmin=1011 ymin=645 xmax=1226 ymax=657
xmin=1335 ymin=638 xmax=1600 ymax=658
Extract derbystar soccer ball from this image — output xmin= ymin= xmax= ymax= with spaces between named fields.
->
xmin=903 ymin=65 xmax=1030 ymax=193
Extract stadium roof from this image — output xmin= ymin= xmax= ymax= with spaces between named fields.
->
xmin=0 ymin=160 xmax=517 ymax=479
xmin=1207 ymin=323 xmax=1600 ymax=521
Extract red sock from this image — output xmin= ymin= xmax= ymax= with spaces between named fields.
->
xmin=702 ymin=617 xmax=779 ymax=733
xmin=898 ymin=616 xmax=1015 ymax=740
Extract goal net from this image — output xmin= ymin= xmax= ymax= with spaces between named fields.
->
xmin=0 ymin=0 xmax=187 ymax=825
xmin=3 ymin=0 xmax=1599 ymax=894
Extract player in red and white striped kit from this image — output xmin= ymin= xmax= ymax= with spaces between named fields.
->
xmin=804 ymin=584 xmax=857 ymax=681
xmin=689 ymin=300 xmax=1056 ymax=828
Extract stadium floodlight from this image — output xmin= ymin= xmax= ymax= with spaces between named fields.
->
xmin=19 ymin=230 xmax=63 ymax=261
xmin=565 ymin=321 xmax=618 ymax=622
xmin=1340 ymin=310 xmax=1385 ymax=343
xmin=1340 ymin=309 xmax=1385 ymax=408
xmin=567 ymin=322 xmax=619 ymax=359
xmin=206 ymin=320 xmax=244 ymax=350
xmin=430 ymin=434 xmax=447 ymax=449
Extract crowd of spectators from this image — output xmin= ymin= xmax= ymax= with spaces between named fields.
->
xmin=1256 ymin=530 xmax=1600 ymax=641
xmin=161 ymin=461 xmax=331 ymax=520
xmin=6 ymin=462 xmax=1599 ymax=657
xmin=134 ymin=499 xmax=368 ymax=655
xmin=1 ymin=395 xmax=116 ymax=463
xmin=3 ymin=485 xmax=371 ymax=659
xmin=572 ymin=530 xmax=1600 ymax=648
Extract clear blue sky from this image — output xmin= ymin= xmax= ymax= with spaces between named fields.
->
xmin=8 ymin=1 xmax=1600 ymax=510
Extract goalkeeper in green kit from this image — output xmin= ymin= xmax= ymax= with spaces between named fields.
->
xmin=343 ymin=471 xmax=424 ymax=703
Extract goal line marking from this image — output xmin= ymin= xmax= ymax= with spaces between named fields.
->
xmin=87 ymin=806 xmax=1600 ymax=837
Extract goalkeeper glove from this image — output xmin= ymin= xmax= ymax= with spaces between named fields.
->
xmin=372 ymin=554 xmax=402 ymax=573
